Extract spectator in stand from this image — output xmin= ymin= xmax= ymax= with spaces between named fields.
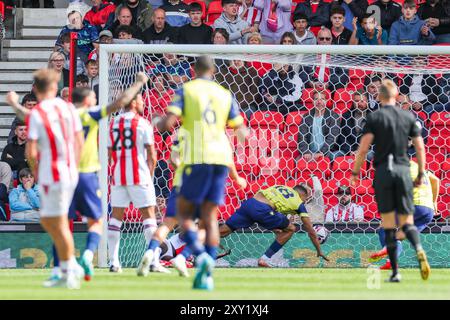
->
xmin=332 ymin=91 xmax=373 ymax=160
xmin=330 ymin=0 xmax=368 ymax=32
xmin=48 ymin=51 xmax=69 ymax=93
xmin=280 ymin=31 xmax=297 ymax=44
xmin=1 ymin=121 xmax=28 ymax=174
xmin=419 ymin=0 xmax=450 ymax=44
xmin=212 ymin=29 xmax=230 ymax=69
xmin=55 ymin=10 xmax=99 ymax=62
xmin=325 ymin=185 xmax=364 ymax=223
xmin=388 ymin=0 xmax=436 ymax=45
xmin=88 ymin=29 xmax=114 ymax=61
xmin=239 ymin=0 xmax=262 ymax=29
xmin=253 ymin=0 xmax=293 ymax=44
xmin=246 ymin=33 xmax=273 ymax=76
xmin=160 ymin=0 xmax=191 ymax=27
xmin=8 ymin=168 xmax=40 ymax=223
xmin=365 ymin=75 xmax=381 ymax=111
xmin=293 ymin=0 xmax=331 ymax=35
xmin=297 ymin=91 xmax=340 ymax=160
xmin=8 ymin=94 xmax=37 ymax=144
xmin=76 ymin=74 xmax=90 ymax=88
xmin=84 ymin=0 xmax=116 ymax=32
xmin=293 ymin=13 xmax=317 ymax=45
xmin=213 ymin=0 xmax=254 ymax=44
xmin=369 ymin=0 xmax=402 ymax=32
xmin=0 ymin=13 xmax=4 ymax=42
xmin=85 ymin=59 xmax=99 ymax=90
xmin=112 ymin=0 xmax=154 ymax=32
xmin=143 ymin=8 xmax=178 ymax=44
xmin=60 ymin=87 xmax=70 ymax=102
xmin=349 ymin=13 xmax=388 ymax=45
xmin=150 ymin=53 xmax=192 ymax=89
xmin=215 ymin=59 xmax=262 ymax=119
xmin=143 ymin=74 xmax=174 ymax=119
xmin=247 ymin=32 xmax=263 ymax=44
xmin=56 ymin=33 xmax=85 ymax=76
xmin=330 ymin=5 xmax=352 ymax=44
xmin=108 ymin=6 xmax=144 ymax=39
xmin=260 ymin=63 xmax=305 ymax=115
xmin=114 ymin=25 xmax=145 ymax=43
xmin=177 ymin=2 xmax=213 ymax=44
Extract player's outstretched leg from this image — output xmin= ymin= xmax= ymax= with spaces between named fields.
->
xmin=258 ymin=224 xmax=295 ymax=267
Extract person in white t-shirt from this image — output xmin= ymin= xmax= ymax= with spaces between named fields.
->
xmin=325 ymin=185 xmax=364 ymax=223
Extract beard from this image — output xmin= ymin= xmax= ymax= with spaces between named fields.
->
xmin=340 ymin=198 xmax=351 ymax=206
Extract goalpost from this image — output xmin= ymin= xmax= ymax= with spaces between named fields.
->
xmin=97 ymin=45 xmax=450 ymax=269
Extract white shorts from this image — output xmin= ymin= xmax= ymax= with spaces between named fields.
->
xmin=110 ymin=184 xmax=156 ymax=209
xmin=38 ymin=182 xmax=77 ymax=218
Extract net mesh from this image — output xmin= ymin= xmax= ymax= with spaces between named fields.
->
xmin=103 ymin=49 xmax=450 ymax=268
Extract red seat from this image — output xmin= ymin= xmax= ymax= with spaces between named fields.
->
xmin=183 ymin=0 xmax=207 ymax=20
xmin=347 ymin=69 xmax=369 ymax=90
xmin=333 ymin=88 xmax=354 ymax=115
xmin=294 ymin=156 xmax=331 ymax=180
xmin=429 ymin=112 xmax=450 ymax=137
xmin=279 ymin=125 xmax=299 ymax=149
xmin=249 ymin=111 xmax=285 ymax=130
xmin=442 ymin=158 xmax=450 ymax=180
xmin=332 ymin=156 xmax=367 ymax=181
xmin=355 ymin=179 xmax=374 ymax=195
xmin=438 ymin=180 xmax=450 ymax=218
xmin=218 ymin=195 xmax=240 ymax=221
xmin=301 ymin=88 xmax=332 ymax=110
xmin=285 ymin=111 xmax=307 ymax=126
xmin=206 ymin=0 xmax=222 ymax=25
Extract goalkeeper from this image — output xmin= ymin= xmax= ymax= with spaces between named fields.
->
xmin=219 ymin=185 xmax=329 ymax=267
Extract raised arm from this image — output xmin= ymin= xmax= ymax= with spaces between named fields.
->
xmin=6 ymin=92 xmax=31 ymax=121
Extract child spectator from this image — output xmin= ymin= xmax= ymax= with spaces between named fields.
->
xmin=160 ymin=0 xmax=191 ymax=27
xmin=330 ymin=0 xmax=368 ymax=31
xmin=349 ymin=13 xmax=388 ymax=45
xmin=280 ymin=31 xmax=297 ymax=44
xmin=214 ymin=0 xmax=254 ymax=44
xmin=85 ymin=60 xmax=99 ymax=90
xmin=388 ymin=0 xmax=436 ymax=45
xmin=239 ymin=0 xmax=262 ymax=28
xmin=254 ymin=0 xmax=293 ymax=44
xmin=8 ymin=168 xmax=40 ymax=223
xmin=1 ymin=121 xmax=28 ymax=174
xmin=88 ymin=29 xmax=114 ymax=61
xmin=8 ymin=94 xmax=37 ymax=144
xmin=143 ymin=8 xmax=178 ymax=44
xmin=56 ymin=33 xmax=85 ymax=76
xmin=418 ymin=0 xmax=450 ymax=44
xmin=370 ymin=0 xmax=402 ymax=32
xmin=212 ymin=29 xmax=230 ymax=69
xmin=293 ymin=12 xmax=317 ymax=45
xmin=177 ymin=2 xmax=213 ymax=44
xmin=247 ymin=33 xmax=273 ymax=76
xmin=330 ymin=5 xmax=352 ymax=44
xmin=293 ymin=0 xmax=331 ymax=35
xmin=84 ymin=0 xmax=116 ymax=32
xmin=325 ymin=185 xmax=364 ymax=223
xmin=76 ymin=74 xmax=90 ymax=88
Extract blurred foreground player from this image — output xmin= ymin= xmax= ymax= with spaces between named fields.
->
xmin=351 ymin=79 xmax=430 ymax=282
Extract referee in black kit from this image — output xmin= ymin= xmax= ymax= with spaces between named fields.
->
xmin=350 ymin=79 xmax=430 ymax=283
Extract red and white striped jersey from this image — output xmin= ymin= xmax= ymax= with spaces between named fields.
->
xmin=239 ymin=4 xmax=262 ymax=26
xmin=108 ymin=111 xmax=154 ymax=186
xmin=27 ymin=97 xmax=82 ymax=185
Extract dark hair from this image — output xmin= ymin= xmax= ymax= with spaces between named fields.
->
xmin=19 ymin=168 xmax=33 ymax=179
xmin=72 ymin=87 xmax=93 ymax=105
xmin=359 ymin=13 xmax=375 ymax=24
xmin=60 ymin=32 xmax=71 ymax=43
xmin=21 ymin=93 xmax=37 ymax=105
xmin=294 ymin=183 xmax=312 ymax=197
xmin=330 ymin=5 xmax=345 ymax=17
xmin=212 ymin=28 xmax=230 ymax=43
xmin=76 ymin=74 xmax=89 ymax=84
xmin=403 ymin=0 xmax=416 ymax=8
xmin=116 ymin=24 xmax=134 ymax=36
xmin=16 ymin=120 xmax=26 ymax=127
xmin=293 ymin=12 xmax=309 ymax=23
xmin=280 ymin=31 xmax=297 ymax=44
xmin=189 ymin=2 xmax=203 ymax=12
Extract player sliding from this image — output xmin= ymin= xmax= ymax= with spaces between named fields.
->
xmin=369 ymin=160 xmax=440 ymax=269
xmin=351 ymin=79 xmax=430 ymax=282
xmin=107 ymin=89 xmax=158 ymax=273
xmin=136 ymin=130 xmax=246 ymax=277
xmin=147 ymin=56 xmax=248 ymax=290
xmin=220 ymin=185 xmax=329 ymax=267
xmin=7 ymin=69 xmax=84 ymax=289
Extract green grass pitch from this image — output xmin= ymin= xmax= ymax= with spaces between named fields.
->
xmin=1 ymin=268 xmax=450 ymax=299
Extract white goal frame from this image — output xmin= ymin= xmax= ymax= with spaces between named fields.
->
xmin=97 ymin=44 xmax=450 ymax=268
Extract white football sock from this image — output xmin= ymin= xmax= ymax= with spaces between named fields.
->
xmin=151 ymin=247 xmax=161 ymax=266
xmin=83 ymin=249 xmax=94 ymax=263
xmin=143 ymin=218 xmax=157 ymax=245
xmin=108 ymin=218 xmax=122 ymax=267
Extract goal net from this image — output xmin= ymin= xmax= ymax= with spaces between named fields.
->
xmin=97 ymin=45 xmax=450 ymax=269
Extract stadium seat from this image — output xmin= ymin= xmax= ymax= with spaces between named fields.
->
xmin=294 ymin=156 xmax=331 ymax=180
xmin=347 ymin=69 xmax=369 ymax=91
xmin=438 ymin=180 xmax=450 ymax=218
xmin=205 ymin=0 xmax=222 ymax=25
xmin=442 ymin=158 xmax=450 ymax=180
xmin=285 ymin=111 xmax=307 ymax=126
xmin=359 ymin=194 xmax=378 ymax=220
xmin=279 ymin=125 xmax=299 ymax=149
xmin=427 ymin=134 xmax=449 ymax=159
xmin=429 ymin=112 xmax=450 ymax=137
xmin=249 ymin=111 xmax=285 ymax=130
xmin=332 ymin=156 xmax=367 ymax=181
xmin=355 ymin=179 xmax=374 ymax=195
xmin=183 ymin=0 xmax=207 ymax=20
xmin=333 ymin=88 xmax=354 ymax=115
xmin=300 ymin=88 xmax=332 ymax=110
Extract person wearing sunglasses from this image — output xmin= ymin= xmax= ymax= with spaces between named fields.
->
xmin=324 ymin=185 xmax=364 ymax=223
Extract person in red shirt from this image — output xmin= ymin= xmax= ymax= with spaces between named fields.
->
xmin=84 ymin=0 xmax=116 ymax=32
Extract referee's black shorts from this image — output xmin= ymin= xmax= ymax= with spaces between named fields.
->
xmin=373 ymin=163 xmax=414 ymax=215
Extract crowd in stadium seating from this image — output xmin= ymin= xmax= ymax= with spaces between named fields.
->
xmin=1 ymin=0 xmax=450 ymax=223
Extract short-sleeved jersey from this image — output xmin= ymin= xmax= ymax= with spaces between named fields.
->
xmin=259 ymin=185 xmax=308 ymax=217
xmin=410 ymin=161 xmax=434 ymax=210
xmin=362 ymin=105 xmax=421 ymax=167
xmin=167 ymin=78 xmax=243 ymax=166
xmin=27 ymin=97 xmax=82 ymax=185
xmin=78 ymin=105 xmax=107 ymax=173
xmin=108 ymin=111 xmax=154 ymax=186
